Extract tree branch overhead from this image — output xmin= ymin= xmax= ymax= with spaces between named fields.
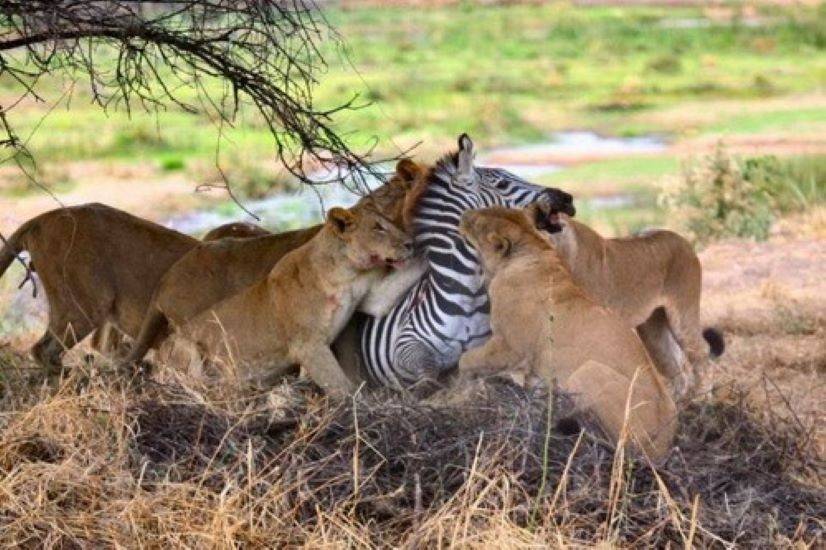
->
xmin=0 ymin=1 xmax=385 ymax=191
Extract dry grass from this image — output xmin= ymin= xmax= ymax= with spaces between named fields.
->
xmin=1 ymin=219 xmax=824 ymax=548
xmin=0 ymin=345 xmax=823 ymax=548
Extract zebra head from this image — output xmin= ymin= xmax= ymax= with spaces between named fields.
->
xmin=412 ymin=133 xmax=575 ymax=255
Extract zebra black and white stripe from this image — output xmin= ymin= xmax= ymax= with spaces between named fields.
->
xmin=359 ymin=134 xmax=574 ymax=389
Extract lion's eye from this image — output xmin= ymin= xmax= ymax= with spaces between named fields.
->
xmin=374 ymin=222 xmax=386 ymax=232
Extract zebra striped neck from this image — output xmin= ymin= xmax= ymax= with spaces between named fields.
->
xmin=359 ymin=158 xmax=557 ymax=389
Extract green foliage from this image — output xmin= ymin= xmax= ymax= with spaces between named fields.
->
xmin=158 ymin=154 xmax=186 ymax=172
xmin=662 ymin=148 xmax=826 ymax=245
xmin=1 ymin=4 xmax=824 ymax=163
xmin=743 ymin=155 xmax=826 ymax=213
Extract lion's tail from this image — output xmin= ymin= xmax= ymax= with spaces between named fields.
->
xmin=0 ymin=219 xmax=34 ymax=280
xmin=702 ymin=327 xmax=725 ymax=358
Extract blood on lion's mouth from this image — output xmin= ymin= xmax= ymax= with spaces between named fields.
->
xmin=387 ymin=258 xmax=407 ymax=269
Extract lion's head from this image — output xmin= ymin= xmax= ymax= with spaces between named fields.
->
xmin=356 ymin=158 xmax=424 ymax=230
xmin=459 ymin=206 xmax=549 ymax=275
xmin=327 ymin=206 xmax=413 ymax=271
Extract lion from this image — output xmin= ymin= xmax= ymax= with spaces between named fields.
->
xmin=202 ymin=222 xmax=270 ymax=241
xmin=89 ymin=221 xmax=274 ymax=356
xmin=533 ymin=206 xmax=724 ymax=399
xmin=143 ymin=205 xmax=414 ymax=395
xmin=456 ymin=206 xmax=677 ymax=461
xmin=123 ymin=159 xmax=427 ymax=376
xmin=0 ymin=203 xmax=198 ymax=372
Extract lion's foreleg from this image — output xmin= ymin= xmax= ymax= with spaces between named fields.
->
xmin=458 ymin=335 xmax=519 ymax=379
xmin=293 ymin=344 xmax=356 ymax=397
xmin=359 ymin=257 xmax=426 ymax=317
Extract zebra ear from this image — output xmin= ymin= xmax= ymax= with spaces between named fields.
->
xmin=456 ymin=133 xmax=476 ymax=187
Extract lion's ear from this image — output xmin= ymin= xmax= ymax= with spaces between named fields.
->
xmin=488 ymin=233 xmax=512 ymax=257
xmin=395 ymin=158 xmax=421 ymax=189
xmin=327 ymin=207 xmax=355 ymax=235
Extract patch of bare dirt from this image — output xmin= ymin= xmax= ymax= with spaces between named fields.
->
xmin=700 ymin=231 xmax=826 ymax=454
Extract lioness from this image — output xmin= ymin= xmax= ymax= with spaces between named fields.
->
xmin=124 ymin=159 xmax=426 ymax=369
xmin=202 ymin=222 xmax=270 ymax=241
xmin=534 ymin=207 xmax=724 ymax=399
xmin=90 ymin=221 xmax=273 ymax=355
xmin=457 ymin=206 xmax=677 ymax=461
xmin=0 ymin=203 xmax=198 ymax=372
xmin=154 ymin=205 xmax=413 ymax=395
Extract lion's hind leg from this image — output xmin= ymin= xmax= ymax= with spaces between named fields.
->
xmin=561 ymin=359 xmax=677 ymax=462
xmin=32 ymin=313 xmax=95 ymax=374
xmin=662 ymin=300 xmax=709 ymax=398
xmin=637 ymin=307 xmax=691 ymax=400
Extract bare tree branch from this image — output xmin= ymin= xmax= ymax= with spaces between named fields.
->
xmin=0 ymin=0 xmax=395 ymax=194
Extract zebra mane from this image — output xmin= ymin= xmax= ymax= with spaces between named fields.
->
xmin=402 ymin=147 xmax=466 ymax=237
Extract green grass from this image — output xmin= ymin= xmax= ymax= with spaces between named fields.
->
xmin=0 ymin=4 xmax=822 ymax=166
xmin=542 ymin=156 xmax=679 ymax=191
xmin=708 ymin=106 xmax=826 ymax=134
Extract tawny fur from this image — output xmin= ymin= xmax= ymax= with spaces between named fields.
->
xmin=92 ymin=220 xmax=273 ymax=356
xmin=125 ymin=160 xmax=426 ymax=380
xmin=539 ymin=208 xmax=722 ymax=399
xmin=161 ymin=205 xmax=413 ymax=395
xmin=202 ymin=222 xmax=271 ymax=241
xmin=0 ymin=203 xmax=198 ymax=371
xmin=457 ymin=206 xmax=677 ymax=462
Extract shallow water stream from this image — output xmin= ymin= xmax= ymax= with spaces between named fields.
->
xmin=166 ymin=131 xmax=667 ymax=234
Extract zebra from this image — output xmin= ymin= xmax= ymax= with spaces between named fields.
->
xmin=358 ymin=134 xmax=576 ymax=389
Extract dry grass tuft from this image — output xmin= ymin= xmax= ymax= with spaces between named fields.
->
xmin=1 ymin=350 xmax=823 ymax=548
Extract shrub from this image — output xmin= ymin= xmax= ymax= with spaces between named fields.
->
xmin=158 ymin=154 xmax=185 ymax=172
xmin=646 ymin=53 xmax=682 ymax=74
xmin=662 ymin=145 xmax=774 ymax=245
xmin=661 ymin=147 xmax=826 ymax=245
xmin=743 ymin=155 xmax=826 ymax=213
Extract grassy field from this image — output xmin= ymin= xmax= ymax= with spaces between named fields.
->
xmin=0 ymin=2 xmax=823 ymax=237
xmin=0 ymin=4 xmax=823 ymax=166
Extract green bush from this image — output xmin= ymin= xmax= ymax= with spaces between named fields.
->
xmin=743 ymin=155 xmax=826 ymax=213
xmin=662 ymin=147 xmax=826 ymax=245
xmin=158 ymin=154 xmax=186 ymax=172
